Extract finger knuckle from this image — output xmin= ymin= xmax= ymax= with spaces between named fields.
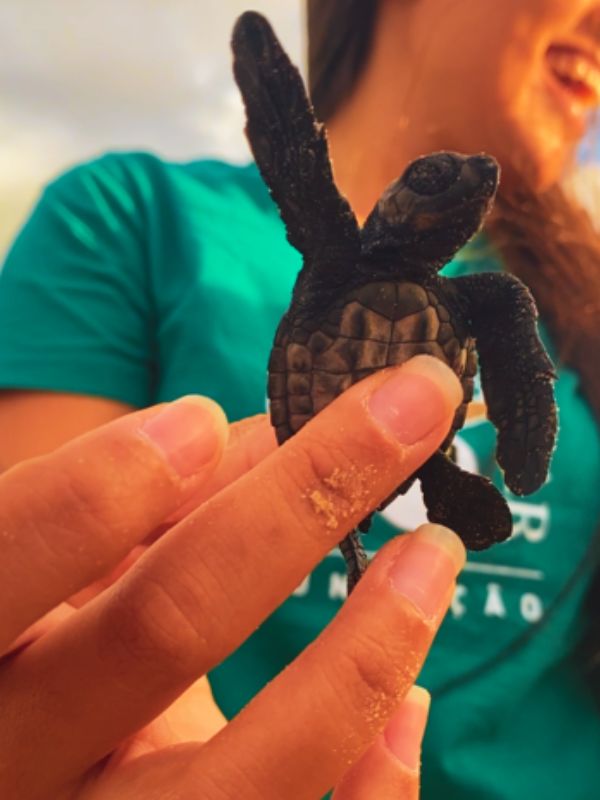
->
xmin=14 ymin=463 xmax=114 ymax=573
xmin=338 ymin=614 xmax=432 ymax=716
xmin=48 ymin=434 xmax=176 ymax=558
xmin=342 ymin=633 xmax=408 ymax=710
xmin=56 ymin=467 xmax=117 ymax=538
xmin=100 ymin=572 xmax=205 ymax=684
xmin=277 ymin=432 xmax=382 ymax=534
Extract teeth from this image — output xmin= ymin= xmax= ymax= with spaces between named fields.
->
xmin=547 ymin=49 xmax=600 ymax=104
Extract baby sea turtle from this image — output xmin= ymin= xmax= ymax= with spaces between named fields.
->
xmin=232 ymin=11 xmax=557 ymax=592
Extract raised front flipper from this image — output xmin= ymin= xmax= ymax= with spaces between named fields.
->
xmin=453 ymin=272 xmax=557 ymax=495
xmin=418 ymin=451 xmax=512 ymax=549
xmin=231 ymin=12 xmax=360 ymax=264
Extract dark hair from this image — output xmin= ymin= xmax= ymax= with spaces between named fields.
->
xmin=307 ymin=0 xmax=379 ymax=121
xmin=307 ymin=0 xmax=600 ymax=696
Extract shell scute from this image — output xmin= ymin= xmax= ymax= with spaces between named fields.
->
xmin=268 ymin=372 xmax=286 ymax=399
xmin=394 ymin=284 xmax=429 ymax=316
xmin=269 ymin=346 xmax=286 ymax=372
xmin=270 ymin=399 xmax=288 ymax=426
xmin=286 ymin=343 xmax=312 ymax=372
xmin=388 ymin=341 xmax=441 ymax=363
xmin=288 ymin=394 xmax=313 ymax=414
xmin=307 ymin=330 xmax=334 ymax=354
xmin=289 ymin=413 xmax=312 ymax=432
xmin=345 ymin=282 xmax=398 ymax=318
xmin=287 ymin=372 xmax=312 ymax=395
xmin=339 ymin=301 xmax=392 ymax=341
xmin=312 ymin=371 xmax=352 ymax=412
xmin=392 ymin=305 xmax=439 ymax=343
xmin=313 ymin=337 xmax=359 ymax=372
xmin=354 ymin=339 xmax=390 ymax=370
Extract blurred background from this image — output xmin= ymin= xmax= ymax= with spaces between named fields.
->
xmin=3 ymin=0 xmax=600 ymax=257
xmin=0 ymin=0 xmax=303 ymax=255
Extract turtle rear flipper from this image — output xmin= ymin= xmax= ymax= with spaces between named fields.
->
xmin=453 ymin=272 xmax=557 ymax=495
xmin=231 ymin=12 xmax=360 ymax=266
xmin=419 ymin=451 xmax=513 ymax=549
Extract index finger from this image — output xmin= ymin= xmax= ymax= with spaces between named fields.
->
xmin=0 ymin=396 xmax=229 ymax=652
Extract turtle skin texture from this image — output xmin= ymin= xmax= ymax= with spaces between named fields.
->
xmin=231 ymin=11 xmax=557 ymax=593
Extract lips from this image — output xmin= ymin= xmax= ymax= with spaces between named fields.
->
xmin=546 ymin=43 xmax=600 ymax=108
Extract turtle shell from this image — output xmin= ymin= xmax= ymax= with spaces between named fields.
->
xmin=268 ymin=280 xmax=477 ymax=445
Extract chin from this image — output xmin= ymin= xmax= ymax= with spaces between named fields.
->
xmin=496 ymin=135 xmax=568 ymax=194
xmin=486 ymin=95 xmax=576 ymax=193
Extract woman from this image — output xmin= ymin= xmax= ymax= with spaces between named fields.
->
xmin=0 ymin=0 xmax=598 ymax=797
xmin=307 ymin=2 xmax=600 ymax=797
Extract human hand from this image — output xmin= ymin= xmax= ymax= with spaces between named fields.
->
xmin=0 ymin=354 xmax=465 ymax=799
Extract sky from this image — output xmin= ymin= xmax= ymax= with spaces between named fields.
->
xmin=2 ymin=0 xmax=600 ymax=255
xmin=0 ymin=1 xmax=303 ymax=252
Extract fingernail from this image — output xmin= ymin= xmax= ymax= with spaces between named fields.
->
xmin=140 ymin=396 xmax=226 ymax=478
xmin=368 ymin=355 xmax=462 ymax=444
xmin=389 ymin=524 xmax=466 ymax=619
xmin=384 ymin=686 xmax=431 ymax=770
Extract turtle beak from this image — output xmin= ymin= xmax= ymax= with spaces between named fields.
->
xmin=463 ymin=155 xmax=500 ymax=200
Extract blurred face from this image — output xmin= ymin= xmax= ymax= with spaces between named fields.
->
xmin=405 ymin=0 xmax=600 ymax=189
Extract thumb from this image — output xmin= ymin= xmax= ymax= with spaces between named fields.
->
xmin=333 ymin=686 xmax=430 ymax=800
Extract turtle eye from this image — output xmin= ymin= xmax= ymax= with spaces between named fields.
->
xmin=404 ymin=154 xmax=460 ymax=196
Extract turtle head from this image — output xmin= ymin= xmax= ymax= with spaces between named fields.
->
xmin=361 ymin=152 xmax=499 ymax=270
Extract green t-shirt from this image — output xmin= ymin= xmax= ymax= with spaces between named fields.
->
xmin=1 ymin=152 xmax=599 ymax=799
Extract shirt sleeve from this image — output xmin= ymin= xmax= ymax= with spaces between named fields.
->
xmin=0 ymin=154 xmax=155 ymax=407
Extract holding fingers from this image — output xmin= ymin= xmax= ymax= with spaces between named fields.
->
xmin=333 ymin=686 xmax=431 ymax=800
xmin=187 ymin=525 xmax=463 ymax=800
xmin=0 ymin=355 xmax=464 ymax=799
xmin=0 ymin=396 xmax=230 ymax=653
